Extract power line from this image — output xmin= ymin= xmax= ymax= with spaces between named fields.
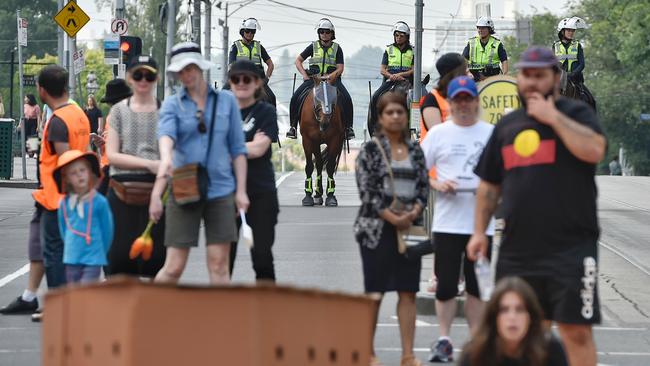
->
xmin=265 ymin=0 xmax=394 ymax=28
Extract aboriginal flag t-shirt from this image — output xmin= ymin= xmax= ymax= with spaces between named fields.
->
xmin=474 ymin=97 xmax=604 ymax=276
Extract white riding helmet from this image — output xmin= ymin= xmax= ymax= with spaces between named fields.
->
xmin=557 ymin=17 xmax=587 ymax=32
xmin=392 ymin=21 xmax=410 ymax=35
xmin=476 ymin=16 xmax=494 ymax=30
xmin=240 ymin=18 xmax=260 ymax=32
xmin=315 ymin=18 xmax=335 ymax=32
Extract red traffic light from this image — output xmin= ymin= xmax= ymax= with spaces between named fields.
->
xmin=120 ymin=41 xmax=131 ymax=52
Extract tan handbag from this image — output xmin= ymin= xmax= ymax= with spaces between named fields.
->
xmin=109 ymin=180 xmax=154 ymax=206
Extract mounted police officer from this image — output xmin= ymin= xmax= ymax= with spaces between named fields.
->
xmin=463 ymin=16 xmax=508 ymax=81
xmin=227 ymin=18 xmax=276 ymax=107
xmin=368 ymin=21 xmax=414 ymax=135
xmin=287 ymin=18 xmax=354 ymax=140
xmin=553 ymin=17 xmax=587 ymax=85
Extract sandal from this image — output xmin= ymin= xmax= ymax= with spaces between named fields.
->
xmin=369 ymin=355 xmax=384 ymax=366
xmin=400 ymin=355 xmax=422 ymax=366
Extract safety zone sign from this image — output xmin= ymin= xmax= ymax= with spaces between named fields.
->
xmin=477 ymin=75 xmax=521 ymax=124
xmin=54 ymin=0 xmax=90 ymax=38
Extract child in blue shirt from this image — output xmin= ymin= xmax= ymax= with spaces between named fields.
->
xmin=53 ymin=150 xmax=113 ymax=284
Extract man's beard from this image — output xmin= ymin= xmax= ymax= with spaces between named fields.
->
xmin=518 ymin=86 xmax=555 ymax=108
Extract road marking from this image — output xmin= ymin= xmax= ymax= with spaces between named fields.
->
xmin=378 ymin=322 xmax=646 ymax=331
xmin=375 ymin=347 xmax=650 ymax=357
xmin=275 ymin=171 xmax=294 ymax=188
xmin=599 ymin=240 xmax=650 ymax=277
xmin=0 ymin=349 xmax=39 ymax=353
xmin=0 ymin=263 xmax=29 ymax=288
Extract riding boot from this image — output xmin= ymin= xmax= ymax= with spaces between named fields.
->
xmin=286 ymin=125 xmax=297 ymax=139
xmin=345 ymin=126 xmax=355 ymax=140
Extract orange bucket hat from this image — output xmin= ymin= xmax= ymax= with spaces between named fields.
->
xmin=53 ymin=150 xmax=101 ymax=194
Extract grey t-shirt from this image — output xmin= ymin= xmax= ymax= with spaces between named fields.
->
xmin=108 ymin=99 xmax=160 ymax=176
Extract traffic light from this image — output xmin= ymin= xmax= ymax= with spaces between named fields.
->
xmin=119 ymin=36 xmax=142 ymax=66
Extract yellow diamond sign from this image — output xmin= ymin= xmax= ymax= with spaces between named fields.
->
xmin=54 ymin=1 xmax=90 ymax=38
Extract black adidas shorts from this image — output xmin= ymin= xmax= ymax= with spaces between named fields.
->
xmin=498 ymin=256 xmax=601 ymax=325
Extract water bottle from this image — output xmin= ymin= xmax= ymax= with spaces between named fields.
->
xmin=474 ymin=256 xmax=493 ymax=301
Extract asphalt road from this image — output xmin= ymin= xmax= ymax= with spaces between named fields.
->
xmin=0 ymin=173 xmax=649 ymax=365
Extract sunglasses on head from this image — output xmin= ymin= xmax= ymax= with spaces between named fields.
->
xmin=318 ymin=29 xmax=332 ymax=35
xmin=229 ymin=74 xmax=255 ymax=85
xmin=132 ymin=70 xmax=157 ymax=82
xmin=196 ymin=110 xmax=207 ymax=134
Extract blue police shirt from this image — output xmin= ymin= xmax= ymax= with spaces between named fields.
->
xmin=158 ymin=85 xmax=247 ymax=199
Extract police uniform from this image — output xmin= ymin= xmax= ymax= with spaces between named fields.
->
xmin=462 ymin=35 xmax=508 ymax=79
xmin=227 ymin=39 xmax=277 ymax=107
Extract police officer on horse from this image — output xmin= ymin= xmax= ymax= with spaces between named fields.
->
xmin=287 ymin=18 xmax=355 ymax=140
xmin=463 ymin=16 xmax=509 ymax=81
xmin=368 ymin=21 xmax=414 ymax=135
xmin=227 ymin=18 xmax=276 ymax=107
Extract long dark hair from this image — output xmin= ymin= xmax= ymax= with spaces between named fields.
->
xmin=375 ymin=91 xmax=409 ymax=140
xmin=436 ymin=61 xmax=468 ymax=98
xmin=25 ymin=94 xmax=37 ymax=106
xmin=461 ymin=277 xmax=549 ymax=366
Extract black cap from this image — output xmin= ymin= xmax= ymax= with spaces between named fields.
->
xmin=127 ymin=55 xmax=158 ymax=73
xmin=100 ymin=79 xmax=133 ymax=104
xmin=436 ymin=53 xmax=465 ymax=78
xmin=228 ymin=60 xmax=264 ymax=79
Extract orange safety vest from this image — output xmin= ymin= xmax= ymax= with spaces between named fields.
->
xmin=100 ymin=118 xmax=110 ymax=168
xmin=419 ymin=89 xmax=450 ymax=178
xmin=33 ymin=104 xmax=91 ymax=211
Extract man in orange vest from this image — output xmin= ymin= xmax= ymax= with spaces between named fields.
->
xmin=33 ymin=65 xmax=91 ymax=289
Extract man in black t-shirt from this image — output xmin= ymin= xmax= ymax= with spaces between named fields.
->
xmin=467 ymin=47 xmax=606 ymax=366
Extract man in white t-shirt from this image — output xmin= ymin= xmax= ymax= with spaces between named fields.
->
xmin=420 ymin=75 xmax=494 ymax=363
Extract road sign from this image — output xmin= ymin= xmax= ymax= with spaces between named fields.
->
xmin=22 ymin=75 xmax=36 ymax=87
xmin=17 ymin=18 xmax=27 ymax=47
xmin=54 ymin=0 xmax=90 ymax=38
xmin=104 ymin=34 xmax=120 ymax=65
xmin=73 ymin=49 xmax=85 ymax=75
xmin=111 ymin=18 xmax=128 ymax=36
xmin=477 ymin=75 xmax=521 ymax=124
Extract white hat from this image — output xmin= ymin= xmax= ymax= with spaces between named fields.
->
xmin=240 ymin=18 xmax=260 ymax=31
xmin=166 ymin=42 xmax=215 ymax=76
xmin=315 ymin=18 xmax=335 ymax=31
xmin=557 ymin=17 xmax=587 ymax=32
xmin=392 ymin=21 xmax=410 ymax=35
xmin=476 ymin=16 xmax=494 ymax=29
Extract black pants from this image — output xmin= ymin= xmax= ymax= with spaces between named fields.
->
xmin=369 ymin=81 xmax=395 ymax=134
xmin=289 ymin=78 xmax=353 ymax=130
xmin=229 ymin=190 xmax=279 ymax=281
xmin=106 ymin=175 xmax=166 ymax=277
xmin=41 ymin=209 xmax=66 ymax=288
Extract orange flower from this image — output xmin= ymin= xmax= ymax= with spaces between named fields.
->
xmin=129 ymin=188 xmax=169 ymax=261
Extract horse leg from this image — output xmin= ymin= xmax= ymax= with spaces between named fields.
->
xmin=324 ymin=144 xmax=342 ymax=207
xmin=313 ymin=147 xmax=324 ymax=206
xmin=302 ymin=141 xmax=315 ymax=207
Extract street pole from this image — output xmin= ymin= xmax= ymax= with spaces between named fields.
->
xmin=204 ymin=0 xmax=211 ymax=83
xmin=9 ymin=49 xmax=14 ymax=120
xmin=58 ymin=0 xmax=64 ymax=67
xmin=192 ymin=0 xmax=201 ymax=45
xmin=16 ymin=10 xmax=26 ymax=179
xmin=164 ymin=0 xmax=177 ymax=97
xmin=69 ymin=37 xmax=76 ymax=101
xmin=413 ymin=0 xmax=424 ymax=105
xmin=115 ymin=0 xmax=125 ymax=19
xmin=222 ymin=2 xmax=229 ymax=87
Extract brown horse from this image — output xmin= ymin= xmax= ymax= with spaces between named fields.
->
xmin=560 ymin=68 xmax=596 ymax=111
xmin=299 ymin=75 xmax=345 ymax=207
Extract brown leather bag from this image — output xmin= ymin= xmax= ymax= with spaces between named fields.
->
xmin=109 ymin=180 xmax=154 ymax=206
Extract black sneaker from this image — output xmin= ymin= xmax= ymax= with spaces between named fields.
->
xmin=345 ymin=127 xmax=355 ymax=140
xmin=0 ymin=296 xmax=38 ymax=315
xmin=286 ymin=126 xmax=298 ymax=139
xmin=31 ymin=309 xmax=42 ymax=323
xmin=428 ymin=338 xmax=454 ymax=363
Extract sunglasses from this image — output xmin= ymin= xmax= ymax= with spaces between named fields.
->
xmin=229 ymin=74 xmax=255 ymax=85
xmin=196 ymin=110 xmax=207 ymax=134
xmin=132 ymin=70 xmax=157 ymax=82
xmin=318 ymin=29 xmax=332 ymax=35
xmin=243 ymin=29 xmax=256 ymax=35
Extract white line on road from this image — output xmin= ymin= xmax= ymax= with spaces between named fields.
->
xmin=378 ymin=322 xmax=646 ymax=331
xmin=0 ymin=349 xmax=38 ymax=353
xmin=275 ymin=171 xmax=294 ymax=188
xmin=375 ymin=347 xmax=650 ymax=357
xmin=0 ymin=263 xmax=29 ymax=288
xmin=599 ymin=240 xmax=650 ymax=277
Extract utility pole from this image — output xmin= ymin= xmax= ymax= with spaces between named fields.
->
xmin=203 ymin=0 xmax=212 ymax=83
xmin=17 ymin=11 xmax=26 ymax=179
xmin=192 ymin=0 xmax=201 ymax=45
xmin=165 ymin=0 xmax=177 ymax=97
xmin=115 ymin=0 xmax=125 ymax=19
xmin=221 ymin=2 xmax=229 ymax=87
xmin=413 ymin=0 xmax=424 ymax=107
xmin=58 ymin=0 xmax=64 ymax=67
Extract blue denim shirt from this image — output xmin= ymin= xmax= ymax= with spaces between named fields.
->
xmin=158 ymin=85 xmax=247 ymax=199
